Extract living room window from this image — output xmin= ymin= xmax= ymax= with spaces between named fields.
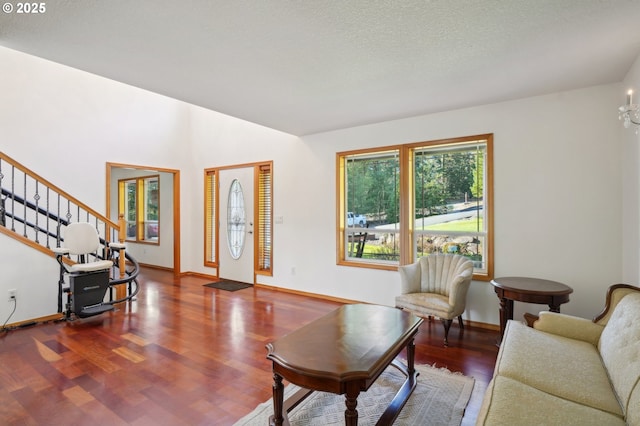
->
xmin=337 ymin=134 xmax=493 ymax=280
xmin=337 ymin=148 xmax=401 ymax=269
xmin=118 ymin=175 xmax=160 ymax=244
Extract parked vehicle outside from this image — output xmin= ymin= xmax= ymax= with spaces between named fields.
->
xmin=347 ymin=212 xmax=367 ymax=227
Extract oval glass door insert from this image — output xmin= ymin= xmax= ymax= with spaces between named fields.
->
xmin=227 ymin=179 xmax=246 ymax=259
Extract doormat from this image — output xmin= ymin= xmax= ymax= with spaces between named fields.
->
xmin=203 ymin=281 xmax=253 ymax=292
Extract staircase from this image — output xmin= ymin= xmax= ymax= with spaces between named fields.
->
xmin=0 ymin=151 xmax=139 ymax=325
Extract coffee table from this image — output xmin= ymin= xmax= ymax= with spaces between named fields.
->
xmin=265 ymin=304 xmax=423 ymax=426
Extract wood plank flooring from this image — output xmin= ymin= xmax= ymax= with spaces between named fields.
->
xmin=0 ymin=267 xmax=499 ymax=425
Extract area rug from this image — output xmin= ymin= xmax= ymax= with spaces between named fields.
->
xmin=234 ymin=364 xmax=475 ymax=425
xmin=203 ymin=281 xmax=252 ymax=291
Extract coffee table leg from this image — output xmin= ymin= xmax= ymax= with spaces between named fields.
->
xmin=407 ymin=338 xmax=416 ymax=376
xmin=270 ymin=373 xmax=284 ymax=426
xmin=344 ymin=387 xmax=360 ymax=425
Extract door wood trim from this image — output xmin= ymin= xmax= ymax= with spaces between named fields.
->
xmin=106 ymin=162 xmax=181 ymax=278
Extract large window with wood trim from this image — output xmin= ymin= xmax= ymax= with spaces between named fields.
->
xmin=337 ymin=134 xmax=493 ymax=280
xmin=204 ymin=163 xmax=273 ymax=275
xmin=118 ymin=175 xmax=160 ymax=244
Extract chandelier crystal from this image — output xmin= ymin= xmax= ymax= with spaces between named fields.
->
xmin=619 ymin=89 xmax=640 ymax=133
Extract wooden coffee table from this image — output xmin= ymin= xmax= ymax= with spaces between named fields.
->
xmin=265 ymin=304 xmax=423 ymax=426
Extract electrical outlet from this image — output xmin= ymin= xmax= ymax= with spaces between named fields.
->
xmin=8 ymin=289 xmax=16 ymax=301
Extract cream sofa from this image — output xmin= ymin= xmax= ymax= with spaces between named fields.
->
xmin=477 ymin=284 xmax=640 ymax=426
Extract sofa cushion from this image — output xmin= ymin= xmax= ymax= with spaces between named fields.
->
xmin=598 ymin=292 xmax=640 ymax=419
xmin=496 ymin=320 xmax=622 ymax=416
xmin=477 ymin=376 xmax=625 ymax=426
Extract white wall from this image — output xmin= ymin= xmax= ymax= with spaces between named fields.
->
xmin=187 ymin=82 xmax=624 ymax=324
xmin=0 ymin=46 xmax=297 ymax=322
xmin=0 ymin=45 xmax=632 ymax=326
xmin=0 ymin=46 xmax=192 ymax=322
xmin=181 ymin=104 xmax=301 ymax=279
xmin=0 ymin=233 xmax=59 ymax=321
xmin=622 ymin=54 xmax=640 ymax=284
xmin=284 ymin=85 xmax=623 ymax=324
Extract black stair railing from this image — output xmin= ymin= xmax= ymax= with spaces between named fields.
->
xmin=0 ymin=151 xmax=139 ymax=306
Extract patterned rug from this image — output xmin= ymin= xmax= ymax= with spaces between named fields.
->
xmin=234 ymin=364 xmax=475 ymax=425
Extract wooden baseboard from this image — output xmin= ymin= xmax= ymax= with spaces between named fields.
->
xmin=253 ymin=283 xmax=501 ymax=331
xmin=138 ymin=263 xmax=175 ymax=273
xmin=181 ymin=271 xmax=218 ymax=281
xmin=254 ymin=282 xmax=360 ymax=305
xmin=4 ymin=313 xmax=62 ymax=330
xmin=464 ymin=319 xmax=500 ymax=331
xmin=153 ymin=268 xmax=502 ymax=332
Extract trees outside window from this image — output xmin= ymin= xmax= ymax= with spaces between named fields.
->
xmin=337 ymin=134 xmax=493 ymax=280
xmin=413 ymin=139 xmax=490 ymax=276
xmin=118 ymin=175 xmax=160 ymax=244
xmin=338 ymin=149 xmax=401 ymax=266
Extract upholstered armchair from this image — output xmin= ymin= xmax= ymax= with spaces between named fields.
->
xmin=396 ymin=254 xmax=473 ymax=346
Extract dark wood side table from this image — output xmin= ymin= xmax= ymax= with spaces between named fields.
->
xmin=490 ymin=277 xmax=573 ymax=340
xmin=266 ymin=304 xmax=423 ymax=426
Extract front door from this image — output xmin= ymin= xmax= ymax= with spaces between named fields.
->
xmin=219 ymin=167 xmax=254 ymax=284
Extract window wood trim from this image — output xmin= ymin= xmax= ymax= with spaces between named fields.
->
xmin=118 ymin=174 xmax=160 ymax=245
xmin=406 ymin=134 xmax=494 ymax=281
xmin=106 ymin=162 xmax=181 ymax=278
xmin=336 ymin=134 xmax=494 ymax=281
xmin=256 ymin=163 xmax=273 ymax=276
xmin=336 ymin=146 xmax=402 ymax=271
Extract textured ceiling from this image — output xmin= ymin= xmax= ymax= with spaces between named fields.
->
xmin=2 ymin=0 xmax=640 ymax=135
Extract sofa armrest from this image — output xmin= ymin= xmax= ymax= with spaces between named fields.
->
xmin=533 ymin=311 xmax=604 ymax=346
xmin=594 ymin=283 xmax=640 ymax=325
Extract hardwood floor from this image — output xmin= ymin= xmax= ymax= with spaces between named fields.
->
xmin=0 ymin=267 xmax=499 ymax=425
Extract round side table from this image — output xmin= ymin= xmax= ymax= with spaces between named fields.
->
xmin=490 ymin=277 xmax=573 ymax=340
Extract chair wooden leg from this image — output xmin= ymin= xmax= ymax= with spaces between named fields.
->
xmin=458 ymin=315 xmax=464 ymax=329
xmin=442 ymin=318 xmax=453 ymax=346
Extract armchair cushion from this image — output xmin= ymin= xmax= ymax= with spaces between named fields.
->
xmin=395 ymin=293 xmax=454 ymax=318
xmin=396 ymin=254 xmax=473 ymax=320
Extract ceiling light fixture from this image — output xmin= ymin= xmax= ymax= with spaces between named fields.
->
xmin=619 ymin=89 xmax=640 ymax=132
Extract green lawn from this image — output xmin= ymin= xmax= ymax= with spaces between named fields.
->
xmin=348 ymin=216 xmax=483 ymax=258
xmin=421 ymin=218 xmax=483 ymax=232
